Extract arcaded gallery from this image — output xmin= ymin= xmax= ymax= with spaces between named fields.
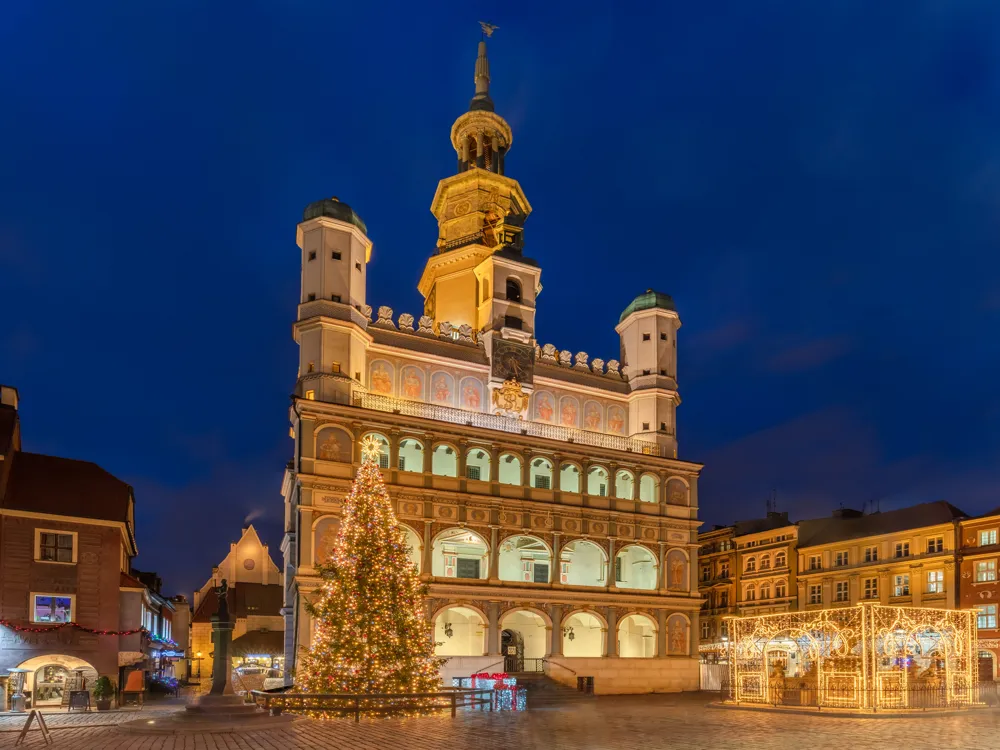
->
xmin=727 ymin=603 xmax=978 ymax=710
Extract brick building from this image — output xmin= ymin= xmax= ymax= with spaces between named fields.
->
xmin=957 ymin=507 xmax=1000 ymax=682
xmin=0 ymin=385 xmax=155 ymax=707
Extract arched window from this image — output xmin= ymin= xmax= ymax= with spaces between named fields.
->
xmin=775 ymin=551 xmax=786 ymax=568
xmin=529 ymin=457 xmax=554 ymax=490
xmin=775 ymin=581 xmax=787 ymax=598
xmin=745 ymin=584 xmax=756 ymax=601
xmin=759 ymin=582 xmax=771 ymax=600
xmin=465 ymin=447 xmax=491 ymax=482
xmin=505 ymin=278 xmax=522 ymax=303
xmin=397 ymin=438 xmax=424 ymax=473
xmin=431 ymin=444 xmax=457 ymax=477
xmin=432 ymin=528 xmax=489 ymax=579
xmin=498 ymin=453 xmax=522 ymax=486
xmin=360 ymin=432 xmax=389 ymax=469
xmin=434 ymin=606 xmax=486 ymax=656
xmin=400 ymin=524 xmax=422 ymax=573
xmin=562 ymin=611 xmax=605 ymax=657
xmin=638 ymin=474 xmax=659 ymax=503
xmin=499 ymin=536 xmax=552 ymax=583
xmin=760 ymin=554 xmax=771 ymax=570
xmin=618 ymin=614 xmax=656 ymax=658
xmin=745 ymin=557 xmax=756 ymax=573
xmin=559 ymin=540 xmax=608 ymax=587
xmin=615 ymin=470 xmax=635 ymax=500
xmin=559 ymin=463 xmax=581 ymax=493
xmin=615 ymin=545 xmax=657 ymax=590
xmin=587 ymin=466 xmax=609 ymax=497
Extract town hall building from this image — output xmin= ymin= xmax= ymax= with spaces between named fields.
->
xmin=280 ymin=36 xmax=703 ymax=694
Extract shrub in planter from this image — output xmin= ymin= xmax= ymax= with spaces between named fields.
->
xmin=93 ymin=676 xmax=116 ymax=711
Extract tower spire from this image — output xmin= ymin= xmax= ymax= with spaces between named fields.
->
xmin=470 ymin=24 xmax=496 ymax=112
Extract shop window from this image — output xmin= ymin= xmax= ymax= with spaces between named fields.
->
xmin=33 ymin=594 xmax=73 ymax=623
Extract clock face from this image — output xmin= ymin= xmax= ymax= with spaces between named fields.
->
xmin=491 ymin=339 xmax=534 ymax=384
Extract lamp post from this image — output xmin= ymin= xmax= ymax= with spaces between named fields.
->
xmin=194 ymin=652 xmax=203 ymax=679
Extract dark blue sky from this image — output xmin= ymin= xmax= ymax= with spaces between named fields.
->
xmin=2 ymin=2 xmax=999 ymax=597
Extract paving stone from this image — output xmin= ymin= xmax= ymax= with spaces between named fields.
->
xmin=1 ymin=693 xmax=998 ymax=750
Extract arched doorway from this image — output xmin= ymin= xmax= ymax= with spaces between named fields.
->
xmin=433 ymin=606 xmax=486 ymax=656
xmin=15 ymin=655 xmax=98 ymax=708
xmin=501 ymin=629 xmax=524 ymax=673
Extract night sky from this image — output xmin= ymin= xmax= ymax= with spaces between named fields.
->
xmin=2 ymin=2 xmax=999 ymax=597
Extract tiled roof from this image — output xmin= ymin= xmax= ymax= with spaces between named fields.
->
xmin=797 ymin=501 xmax=967 ymax=548
xmin=2 ymin=451 xmax=133 ymax=524
xmin=193 ymin=583 xmax=284 ymax=623
xmin=734 ymin=512 xmax=792 ymax=537
xmin=120 ymin=571 xmax=146 ymax=589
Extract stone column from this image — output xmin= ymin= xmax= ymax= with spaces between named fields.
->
xmin=491 ymin=134 xmax=500 ymax=172
xmin=548 ymin=604 xmax=563 ymax=657
xmin=521 ymin=449 xmax=531 ymax=499
xmin=489 ymin=526 xmax=500 ymax=581
xmin=388 ymin=430 xmax=400 ymax=479
xmin=607 ymin=537 xmax=616 ymax=589
xmin=605 ymin=608 xmax=618 ymax=657
xmin=210 ymin=614 xmax=235 ymax=696
xmin=422 ymin=521 xmax=434 ymax=579
xmin=422 ymin=435 xmax=433 ymax=489
xmin=457 ymin=439 xmax=468 ymax=487
xmin=552 ymin=532 xmax=563 ymax=585
xmin=552 ymin=454 xmax=562 ymax=492
xmin=487 ymin=602 xmax=501 ymax=656
xmin=608 ymin=462 xmax=619 ymax=498
xmin=475 ymin=132 xmax=485 ymax=169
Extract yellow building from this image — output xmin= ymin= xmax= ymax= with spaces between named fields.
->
xmin=733 ymin=513 xmax=798 ymax=616
xmin=698 ymin=525 xmax=736 ymax=656
xmin=190 ymin=525 xmax=283 ymax=682
xmin=795 ymin=503 xmax=964 ymax=610
xmin=281 ymin=36 xmax=704 ymax=694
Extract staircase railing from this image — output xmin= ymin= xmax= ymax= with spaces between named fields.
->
xmin=541 ymin=658 xmax=578 ymax=676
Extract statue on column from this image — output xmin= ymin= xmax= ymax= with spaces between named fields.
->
xmin=210 ymin=579 xmax=235 ymax=695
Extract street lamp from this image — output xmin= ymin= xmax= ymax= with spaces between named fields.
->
xmin=194 ymin=652 xmax=203 ymax=679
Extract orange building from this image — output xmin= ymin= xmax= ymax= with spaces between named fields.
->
xmin=958 ymin=507 xmax=1000 ymax=682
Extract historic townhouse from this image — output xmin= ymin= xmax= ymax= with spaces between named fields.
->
xmin=733 ymin=513 xmax=798 ymax=617
xmin=795 ymin=502 xmax=964 ymax=611
xmin=957 ymin=508 xmax=1000 ymax=682
xmin=281 ymin=38 xmax=703 ymax=694
xmin=697 ymin=525 xmax=736 ymax=659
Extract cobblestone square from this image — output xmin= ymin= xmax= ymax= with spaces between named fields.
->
xmin=2 ymin=693 xmax=1000 ymax=750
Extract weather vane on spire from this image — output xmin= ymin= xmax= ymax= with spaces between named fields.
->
xmin=479 ymin=21 xmax=498 ymax=38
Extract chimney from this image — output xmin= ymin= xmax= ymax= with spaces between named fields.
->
xmin=0 ymin=385 xmax=18 ymax=410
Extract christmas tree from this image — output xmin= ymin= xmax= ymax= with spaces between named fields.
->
xmin=296 ymin=436 xmax=443 ymax=715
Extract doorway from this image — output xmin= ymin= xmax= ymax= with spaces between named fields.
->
xmin=33 ymin=665 xmax=71 ymax=706
xmin=501 ymin=629 xmax=524 ymax=673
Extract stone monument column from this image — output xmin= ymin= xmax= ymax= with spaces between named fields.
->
xmin=210 ymin=579 xmax=235 ymax=696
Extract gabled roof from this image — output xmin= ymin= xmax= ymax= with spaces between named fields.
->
xmin=120 ymin=571 xmax=145 ymax=589
xmin=797 ymin=501 xmax=967 ymax=548
xmin=192 ymin=582 xmax=284 ymax=623
xmin=2 ymin=451 xmax=134 ymax=525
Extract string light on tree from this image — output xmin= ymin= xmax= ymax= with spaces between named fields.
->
xmin=295 ymin=434 xmax=443 ymax=717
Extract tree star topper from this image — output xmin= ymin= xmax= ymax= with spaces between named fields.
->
xmin=479 ymin=21 xmax=498 ymax=38
xmin=360 ymin=435 xmax=383 ymax=463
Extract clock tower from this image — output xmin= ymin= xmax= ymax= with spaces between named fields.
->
xmin=418 ymin=35 xmax=540 ymax=345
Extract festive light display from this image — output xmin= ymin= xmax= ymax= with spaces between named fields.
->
xmin=0 ymin=619 xmax=178 ymax=648
xmin=295 ymin=436 xmax=444 ymax=717
xmin=727 ymin=603 xmax=977 ymax=710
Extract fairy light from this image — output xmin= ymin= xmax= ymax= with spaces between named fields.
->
xmin=727 ymin=603 xmax=977 ymax=710
xmin=294 ymin=437 xmax=444 ymax=718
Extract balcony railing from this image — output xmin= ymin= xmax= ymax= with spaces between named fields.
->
xmin=354 ymin=391 xmax=662 ymax=457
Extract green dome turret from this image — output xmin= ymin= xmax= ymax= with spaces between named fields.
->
xmin=619 ymin=289 xmax=676 ymax=323
xmin=302 ymin=197 xmax=367 ymax=235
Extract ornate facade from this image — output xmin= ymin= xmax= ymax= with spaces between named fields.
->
xmin=280 ymin=37 xmax=703 ymax=694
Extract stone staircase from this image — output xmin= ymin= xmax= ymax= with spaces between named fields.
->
xmin=511 ymin=673 xmax=594 ymax=709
